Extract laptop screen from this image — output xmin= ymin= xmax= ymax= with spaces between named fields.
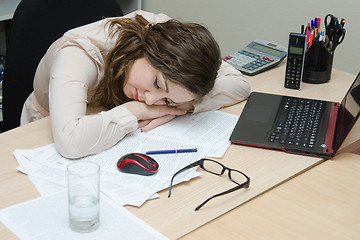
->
xmin=333 ymin=72 xmax=360 ymax=153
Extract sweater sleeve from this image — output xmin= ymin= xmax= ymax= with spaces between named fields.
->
xmin=49 ymin=46 xmax=138 ymax=159
xmin=193 ymin=61 xmax=251 ymax=113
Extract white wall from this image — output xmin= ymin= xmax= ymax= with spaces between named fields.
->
xmin=117 ymin=0 xmax=142 ymax=14
xmin=143 ymin=0 xmax=359 ymax=75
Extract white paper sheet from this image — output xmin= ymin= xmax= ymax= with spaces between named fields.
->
xmin=14 ymin=141 xmax=203 ymax=207
xmin=140 ymin=111 xmax=238 ymax=158
xmin=13 ymin=110 xmax=238 ymax=207
xmin=0 ymin=191 xmax=169 ymax=240
xmin=6 ymin=110 xmax=239 ymax=240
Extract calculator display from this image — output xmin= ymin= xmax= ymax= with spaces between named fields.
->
xmin=252 ymin=43 xmax=284 ymax=56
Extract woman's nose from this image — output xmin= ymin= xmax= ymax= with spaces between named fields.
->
xmin=144 ymin=91 xmax=163 ymax=105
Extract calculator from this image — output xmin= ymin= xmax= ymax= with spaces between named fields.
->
xmin=223 ymin=39 xmax=287 ymax=76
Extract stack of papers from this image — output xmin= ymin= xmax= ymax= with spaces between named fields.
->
xmin=14 ymin=111 xmax=239 ymax=207
xmin=1 ymin=111 xmax=239 ymax=239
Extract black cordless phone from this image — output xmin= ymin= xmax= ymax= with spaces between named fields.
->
xmin=284 ymin=33 xmax=306 ymax=90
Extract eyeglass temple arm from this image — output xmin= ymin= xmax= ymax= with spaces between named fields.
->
xmin=194 ymin=180 xmax=250 ymax=211
xmin=168 ymin=160 xmax=201 ymax=198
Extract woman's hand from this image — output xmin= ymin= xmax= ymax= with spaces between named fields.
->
xmin=138 ymin=115 xmax=177 ymax=131
xmin=123 ymin=101 xmax=188 ymax=131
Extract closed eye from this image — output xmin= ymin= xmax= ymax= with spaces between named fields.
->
xmin=154 ymin=75 xmax=179 ymax=107
xmin=153 ymin=77 xmax=160 ymax=89
xmin=164 ymin=98 xmax=171 ymax=106
xmin=164 ymin=98 xmax=179 ymax=107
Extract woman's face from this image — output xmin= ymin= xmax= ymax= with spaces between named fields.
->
xmin=123 ymin=58 xmax=196 ymax=107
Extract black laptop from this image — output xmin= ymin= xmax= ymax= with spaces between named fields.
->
xmin=230 ymin=72 xmax=360 ymax=159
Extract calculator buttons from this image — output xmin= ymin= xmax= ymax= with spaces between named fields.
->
xmin=223 ymin=51 xmax=273 ymax=73
xmin=263 ymin=56 xmax=274 ymax=62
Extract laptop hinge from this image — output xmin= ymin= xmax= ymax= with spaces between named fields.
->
xmin=323 ymin=102 xmax=340 ymax=155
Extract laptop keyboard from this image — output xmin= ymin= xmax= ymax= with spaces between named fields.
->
xmin=269 ymin=97 xmax=325 ymax=148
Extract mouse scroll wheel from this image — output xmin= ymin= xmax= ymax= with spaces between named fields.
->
xmin=143 ymin=156 xmax=151 ymax=162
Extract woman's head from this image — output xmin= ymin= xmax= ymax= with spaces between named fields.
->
xmin=142 ymin=17 xmax=221 ymax=98
xmin=91 ymin=14 xmax=221 ymax=109
xmin=123 ymin=57 xmax=196 ymax=107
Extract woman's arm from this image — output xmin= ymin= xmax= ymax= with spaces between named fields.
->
xmin=193 ymin=61 xmax=251 ymax=113
xmin=49 ymin=47 xmax=139 ymax=158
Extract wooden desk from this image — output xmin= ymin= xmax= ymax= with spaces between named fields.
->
xmin=181 ymin=152 xmax=360 ymax=240
xmin=1 ymin=63 xmax=359 ymax=239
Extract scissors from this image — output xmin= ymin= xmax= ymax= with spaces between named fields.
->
xmin=330 ymin=25 xmax=345 ymax=53
xmin=325 ymin=14 xmax=346 ymax=53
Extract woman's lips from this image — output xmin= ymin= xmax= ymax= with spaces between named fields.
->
xmin=134 ymin=88 xmax=139 ymax=101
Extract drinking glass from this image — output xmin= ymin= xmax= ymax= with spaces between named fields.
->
xmin=67 ymin=161 xmax=100 ymax=233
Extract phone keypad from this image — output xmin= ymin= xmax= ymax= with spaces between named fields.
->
xmin=285 ymin=56 xmax=303 ymax=89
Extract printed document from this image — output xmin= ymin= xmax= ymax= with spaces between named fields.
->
xmin=3 ymin=110 xmax=238 ymax=239
xmin=0 ymin=191 xmax=168 ymax=240
xmin=13 ymin=111 xmax=238 ymax=207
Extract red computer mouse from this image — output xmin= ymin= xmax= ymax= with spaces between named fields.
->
xmin=117 ymin=153 xmax=159 ymax=176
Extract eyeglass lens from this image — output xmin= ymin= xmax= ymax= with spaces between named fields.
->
xmin=169 ymin=158 xmax=250 ymax=210
xmin=201 ymin=159 xmax=248 ymax=185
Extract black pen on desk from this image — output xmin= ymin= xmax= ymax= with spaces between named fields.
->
xmin=146 ymin=148 xmax=198 ymax=155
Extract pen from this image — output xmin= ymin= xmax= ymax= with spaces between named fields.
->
xmin=146 ymin=148 xmax=198 ymax=155
xmin=317 ymin=18 xmax=321 ymax=29
xmin=319 ymin=26 xmax=325 ymax=41
xmin=306 ymin=23 xmax=310 ymax=43
xmin=308 ymin=29 xmax=314 ymax=49
xmin=340 ymin=18 xmax=345 ymax=27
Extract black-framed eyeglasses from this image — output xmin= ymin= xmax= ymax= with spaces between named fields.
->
xmin=168 ymin=158 xmax=250 ymax=211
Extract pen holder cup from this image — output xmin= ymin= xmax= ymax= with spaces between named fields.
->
xmin=303 ymin=41 xmax=333 ymax=84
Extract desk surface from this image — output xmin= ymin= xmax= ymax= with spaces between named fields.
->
xmin=1 ymin=62 xmax=359 ymax=240
xmin=182 ymin=152 xmax=360 ymax=240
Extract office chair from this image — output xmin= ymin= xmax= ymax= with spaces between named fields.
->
xmin=0 ymin=0 xmax=123 ymax=132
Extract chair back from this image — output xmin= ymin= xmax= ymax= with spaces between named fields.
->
xmin=1 ymin=0 xmax=123 ymax=131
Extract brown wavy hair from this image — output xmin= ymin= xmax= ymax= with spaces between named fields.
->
xmin=90 ymin=15 xmax=221 ymax=109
